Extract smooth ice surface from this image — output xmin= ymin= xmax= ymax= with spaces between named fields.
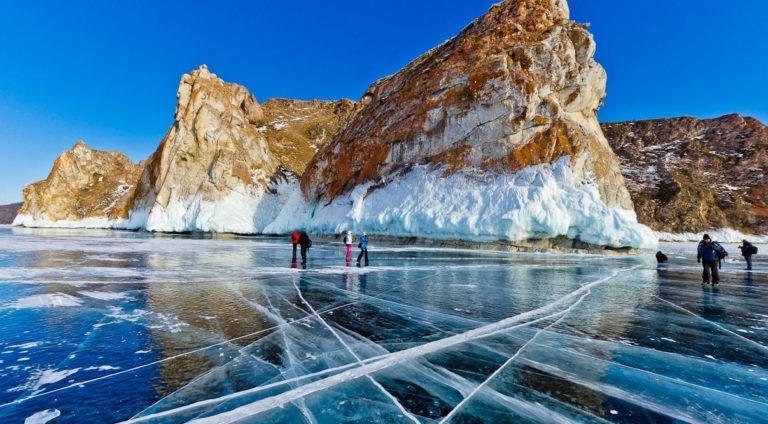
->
xmin=1 ymin=226 xmax=767 ymax=423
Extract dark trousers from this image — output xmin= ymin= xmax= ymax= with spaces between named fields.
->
xmin=300 ymin=246 xmax=308 ymax=264
xmin=357 ymin=248 xmax=368 ymax=264
xmin=702 ymin=260 xmax=719 ymax=284
xmin=292 ymin=243 xmax=298 ymax=259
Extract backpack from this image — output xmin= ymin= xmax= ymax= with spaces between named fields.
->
xmin=714 ymin=243 xmax=727 ymax=259
xmin=749 ymin=245 xmax=758 ymax=255
xmin=711 ymin=242 xmax=727 ymax=269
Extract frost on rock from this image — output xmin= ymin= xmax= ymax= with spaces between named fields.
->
xmin=269 ymin=157 xmax=656 ymax=249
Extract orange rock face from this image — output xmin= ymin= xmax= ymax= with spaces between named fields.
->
xmin=302 ymin=0 xmax=633 ymax=212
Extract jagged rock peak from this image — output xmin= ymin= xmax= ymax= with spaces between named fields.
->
xmin=175 ymin=64 xmax=264 ymax=125
xmin=302 ymin=0 xmax=632 ymax=213
xmin=127 ymin=66 xmax=357 ymax=233
xmin=13 ymin=140 xmax=142 ymax=225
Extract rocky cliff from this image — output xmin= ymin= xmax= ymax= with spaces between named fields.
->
xmin=0 ymin=203 xmax=22 ymax=224
xmin=303 ymin=0 xmax=628 ymax=207
xmin=289 ymin=0 xmax=651 ymax=247
xmin=13 ymin=141 xmax=142 ymax=227
xmin=14 ymin=66 xmax=356 ymax=232
xmin=12 ymin=1 xmax=658 ymax=248
xmin=602 ymin=114 xmax=768 ymax=235
xmin=128 ymin=65 xmax=358 ymax=232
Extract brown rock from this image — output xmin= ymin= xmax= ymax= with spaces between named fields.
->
xmin=127 ymin=65 xmax=356 ymax=232
xmin=302 ymin=0 xmax=633 ymax=214
xmin=14 ymin=140 xmax=142 ymax=225
xmin=602 ymin=114 xmax=768 ymax=234
xmin=0 ymin=203 xmax=22 ymax=224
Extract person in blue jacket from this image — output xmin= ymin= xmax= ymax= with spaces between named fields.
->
xmin=697 ymin=234 xmax=724 ymax=284
xmin=356 ymin=232 xmax=369 ymax=266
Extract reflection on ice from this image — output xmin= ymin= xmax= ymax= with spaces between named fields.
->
xmin=0 ymin=228 xmax=767 ymax=423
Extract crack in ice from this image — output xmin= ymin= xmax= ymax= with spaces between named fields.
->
xmin=123 ymin=266 xmax=638 ymax=423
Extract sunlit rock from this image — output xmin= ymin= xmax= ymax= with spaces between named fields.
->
xmin=603 ymin=114 xmax=768 ymax=235
xmin=296 ymin=0 xmax=653 ymax=248
xmin=13 ymin=140 xmax=142 ymax=228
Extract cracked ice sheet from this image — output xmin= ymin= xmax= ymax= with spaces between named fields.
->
xmin=2 ymin=228 xmax=768 ymax=423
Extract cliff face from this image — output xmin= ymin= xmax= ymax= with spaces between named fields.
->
xmin=127 ymin=65 xmax=357 ymax=233
xmin=603 ymin=114 xmax=768 ymax=234
xmin=13 ymin=141 xmax=142 ymax=227
xmin=13 ymin=65 xmax=356 ymax=231
xmin=0 ymin=203 xmax=22 ymax=225
xmin=11 ymin=1 xmax=660 ymax=248
xmin=302 ymin=0 xmax=631 ymax=211
xmin=284 ymin=0 xmax=652 ymax=248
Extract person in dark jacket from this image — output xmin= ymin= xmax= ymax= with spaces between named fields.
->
xmin=298 ymin=231 xmax=312 ymax=265
xmin=738 ymin=239 xmax=755 ymax=270
xmin=655 ymin=251 xmax=668 ymax=264
xmin=356 ymin=232 xmax=369 ymax=266
xmin=697 ymin=234 xmax=722 ymax=284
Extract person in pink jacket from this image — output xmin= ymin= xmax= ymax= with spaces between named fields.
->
xmin=343 ymin=230 xmax=353 ymax=261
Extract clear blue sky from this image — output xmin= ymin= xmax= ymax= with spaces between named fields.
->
xmin=1 ymin=1 xmax=766 ymax=205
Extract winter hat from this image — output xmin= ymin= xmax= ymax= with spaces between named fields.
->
xmin=703 ymin=234 xmax=711 ymax=240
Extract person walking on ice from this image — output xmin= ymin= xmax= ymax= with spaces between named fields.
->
xmin=290 ymin=229 xmax=300 ymax=260
xmin=697 ymin=234 xmax=726 ymax=285
xmin=357 ymin=232 xmax=369 ymax=267
xmin=298 ymin=231 xmax=312 ymax=266
xmin=738 ymin=239 xmax=757 ymax=270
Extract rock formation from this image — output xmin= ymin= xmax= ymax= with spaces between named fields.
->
xmin=304 ymin=0 xmax=627 ymax=205
xmin=603 ymin=114 xmax=768 ymax=235
xmin=128 ymin=65 xmax=357 ymax=233
xmin=293 ymin=0 xmax=652 ymax=247
xmin=13 ymin=141 xmax=142 ymax=227
xmin=13 ymin=65 xmax=356 ymax=232
xmin=0 ymin=203 xmax=22 ymax=225
xmin=12 ymin=1 xmax=661 ymax=248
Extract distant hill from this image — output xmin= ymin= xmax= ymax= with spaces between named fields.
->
xmin=0 ymin=203 xmax=21 ymax=224
xmin=603 ymin=114 xmax=768 ymax=235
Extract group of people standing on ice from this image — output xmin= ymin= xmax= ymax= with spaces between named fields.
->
xmin=290 ymin=229 xmax=369 ymax=267
xmin=343 ymin=230 xmax=369 ymax=266
xmin=695 ymin=234 xmax=757 ymax=285
xmin=656 ymin=234 xmax=757 ymax=285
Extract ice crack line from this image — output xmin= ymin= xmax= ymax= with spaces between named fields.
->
xmin=127 ymin=265 xmax=638 ymax=423
xmin=290 ymin=276 xmax=420 ymax=423
xmin=654 ymin=295 xmax=768 ymax=354
xmin=439 ymin=286 xmax=594 ymax=423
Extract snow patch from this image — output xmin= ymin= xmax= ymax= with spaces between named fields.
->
xmin=79 ymin=291 xmax=133 ymax=301
xmin=6 ymin=293 xmax=82 ymax=309
xmin=24 ymin=409 xmax=61 ymax=424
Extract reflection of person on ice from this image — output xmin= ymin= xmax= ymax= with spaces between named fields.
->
xmin=356 ymin=232 xmax=369 ymax=266
xmin=344 ymin=230 xmax=353 ymax=262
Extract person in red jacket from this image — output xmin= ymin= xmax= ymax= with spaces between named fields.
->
xmin=290 ymin=230 xmax=300 ymax=260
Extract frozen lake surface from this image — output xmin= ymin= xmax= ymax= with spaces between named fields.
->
xmin=0 ymin=226 xmax=767 ymax=423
